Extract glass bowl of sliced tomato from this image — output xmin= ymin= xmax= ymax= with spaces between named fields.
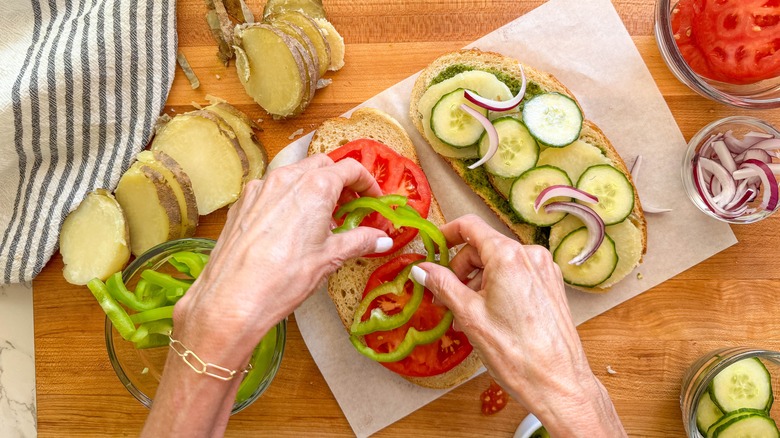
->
xmin=655 ymin=0 xmax=780 ymax=109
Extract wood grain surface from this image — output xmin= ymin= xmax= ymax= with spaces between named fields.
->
xmin=32 ymin=0 xmax=780 ymax=436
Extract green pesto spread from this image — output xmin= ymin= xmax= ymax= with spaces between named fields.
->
xmin=429 ymin=64 xmax=543 ymax=100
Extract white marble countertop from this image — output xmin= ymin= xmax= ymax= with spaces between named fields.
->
xmin=0 ymin=283 xmax=36 ymax=437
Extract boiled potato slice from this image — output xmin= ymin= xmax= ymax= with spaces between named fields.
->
xmin=266 ymin=20 xmax=318 ymax=110
xmin=60 ymin=189 xmax=130 ymax=285
xmin=152 ymin=111 xmax=249 ymax=215
xmin=313 ymin=18 xmax=344 ymax=71
xmin=204 ymin=101 xmax=268 ymax=181
xmin=234 ymin=24 xmax=309 ymax=118
xmin=115 ymin=163 xmax=182 ymax=257
xmin=263 ymin=0 xmax=325 ymax=19
xmin=268 ymin=11 xmax=330 ymax=78
xmin=136 ymin=150 xmax=199 ymax=237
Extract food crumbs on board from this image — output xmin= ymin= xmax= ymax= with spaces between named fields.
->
xmin=141 ymin=367 xmax=149 ymax=375
xmin=216 ymin=74 xmax=222 ymax=80
xmin=606 ymin=365 xmax=617 ymax=375
xmin=289 ymin=128 xmax=304 ymax=140
xmin=636 ymin=272 xmax=643 ymax=280
xmin=256 ymin=118 xmax=263 ymax=124
xmin=170 ymin=108 xmax=176 ymax=113
xmin=190 ymin=101 xmax=203 ymax=110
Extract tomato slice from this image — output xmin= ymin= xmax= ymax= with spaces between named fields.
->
xmin=672 ymin=0 xmax=719 ymax=79
xmin=328 ymin=139 xmax=432 ymax=257
xmin=680 ymin=0 xmax=780 ymax=84
xmin=481 ymin=380 xmax=509 ymax=415
xmin=360 ymin=254 xmax=473 ymax=377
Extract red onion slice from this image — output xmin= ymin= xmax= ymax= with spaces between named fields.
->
xmin=724 ymin=131 xmax=772 ymax=153
xmin=544 ymin=202 xmax=605 ymax=266
xmin=712 ymin=140 xmax=737 ymax=173
xmin=692 ymin=155 xmax=744 ymax=220
xmin=463 ymin=66 xmax=527 ymax=112
xmin=733 ymin=163 xmax=780 ymax=180
xmin=698 ymin=157 xmax=736 ymax=206
xmin=735 ymin=148 xmax=772 ymax=164
xmin=725 ymin=187 xmax=757 ymax=212
xmin=739 ymin=159 xmax=779 ymax=211
xmin=534 ymin=185 xmax=598 ymax=212
xmin=746 ymin=138 xmax=780 ymax=152
xmin=629 ymin=155 xmax=642 ymax=181
xmin=463 ymin=104 xmax=499 ymax=170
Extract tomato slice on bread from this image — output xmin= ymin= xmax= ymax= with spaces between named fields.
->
xmin=328 ymin=139 xmax=432 ymax=257
xmin=360 ymin=254 xmax=473 ymax=377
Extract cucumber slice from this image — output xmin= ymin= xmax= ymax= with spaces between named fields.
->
xmin=522 ymin=92 xmax=583 ymax=147
xmin=553 ymin=227 xmax=618 ymax=287
xmin=478 ymin=116 xmax=539 ymax=178
xmin=711 ymin=411 xmax=779 ymax=438
xmin=537 ymin=140 xmax=611 ymax=184
xmin=710 ymin=357 xmax=773 ymax=413
xmin=576 ymin=164 xmax=635 ymax=225
xmin=418 ymin=70 xmax=513 ymax=159
xmin=431 ymin=88 xmax=487 ymax=148
xmin=697 ymin=391 xmax=725 ymax=436
xmin=509 ymin=166 xmax=572 ymax=226
xmin=707 ymin=409 xmax=761 ymax=438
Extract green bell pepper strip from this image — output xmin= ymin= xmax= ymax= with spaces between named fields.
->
xmin=130 ymin=319 xmax=173 ymax=343
xmin=349 ymin=310 xmax=454 ymax=362
xmin=105 ymin=272 xmax=166 ymax=312
xmin=332 ymin=195 xmax=408 ymax=234
xmin=134 ymin=333 xmax=170 ymax=349
xmin=87 ymin=278 xmax=136 ymax=341
xmin=235 ymin=326 xmax=278 ymax=402
xmin=332 ymin=196 xmax=449 ymax=266
xmin=394 ymin=205 xmax=438 ymax=263
xmin=165 ymin=287 xmax=186 ymax=305
xmin=130 ymin=305 xmax=175 ymax=325
xmin=350 ymin=263 xmax=424 ymax=336
xmin=140 ymin=270 xmax=192 ymax=291
xmin=167 ymin=251 xmax=208 ymax=279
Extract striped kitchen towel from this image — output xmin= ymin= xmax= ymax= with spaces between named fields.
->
xmin=0 ymin=0 xmax=176 ymax=284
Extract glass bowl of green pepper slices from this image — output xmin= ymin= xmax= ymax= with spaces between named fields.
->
xmin=101 ymin=238 xmax=286 ymax=415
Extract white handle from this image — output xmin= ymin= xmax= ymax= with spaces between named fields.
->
xmin=514 ymin=413 xmax=543 ymax=438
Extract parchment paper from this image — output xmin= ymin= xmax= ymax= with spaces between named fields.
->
xmin=274 ymin=0 xmax=738 ymax=435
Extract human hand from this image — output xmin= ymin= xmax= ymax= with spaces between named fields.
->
xmin=174 ymin=154 xmax=393 ymax=364
xmin=411 ymin=215 xmax=625 ymax=437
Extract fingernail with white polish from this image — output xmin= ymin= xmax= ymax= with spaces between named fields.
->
xmin=411 ymin=265 xmax=427 ymax=287
xmin=374 ymin=237 xmax=394 ymax=253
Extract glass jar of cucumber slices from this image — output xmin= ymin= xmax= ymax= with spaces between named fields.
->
xmin=681 ymin=347 xmax=780 ymax=437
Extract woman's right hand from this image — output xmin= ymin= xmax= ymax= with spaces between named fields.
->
xmin=411 ymin=215 xmax=626 ymax=437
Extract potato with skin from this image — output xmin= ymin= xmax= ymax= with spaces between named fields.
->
xmin=234 ymin=24 xmax=310 ymax=118
xmin=60 ymin=189 xmax=131 ymax=285
xmin=151 ymin=111 xmax=249 ymax=215
xmin=115 ymin=163 xmax=183 ymax=257
xmin=267 ymin=11 xmax=331 ymax=78
xmin=266 ymin=20 xmax=318 ymax=109
xmin=313 ymin=18 xmax=345 ymax=71
xmin=136 ymin=150 xmax=199 ymax=237
xmin=204 ymin=101 xmax=268 ymax=181
xmin=263 ymin=0 xmax=325 ymax=19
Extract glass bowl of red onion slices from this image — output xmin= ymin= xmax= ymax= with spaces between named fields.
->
xmin=682 ymin=116 xmax=780 ymax=224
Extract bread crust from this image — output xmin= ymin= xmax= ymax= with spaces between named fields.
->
xmin=409 ymin=49 xmax=647 ymax=292
xmin=308 ymin=107 xmax=483 ymax=389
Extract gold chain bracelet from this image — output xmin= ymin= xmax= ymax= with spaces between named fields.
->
xmin=169 ymin=335 xmax=252 ymax=381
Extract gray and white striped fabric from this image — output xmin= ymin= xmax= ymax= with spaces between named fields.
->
xmin=0 ymin=0 xmax=176 ymax=284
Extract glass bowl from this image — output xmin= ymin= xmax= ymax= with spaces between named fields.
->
xmin=654 ymin=0 xmax=780 ymax=109
xmin=681 ymin=116 xmax=780 ymax=224
xmin=105 ymin=238 xmax=286 ymax=415
xmin=681 ymin=347 xmax=780 ymax=437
